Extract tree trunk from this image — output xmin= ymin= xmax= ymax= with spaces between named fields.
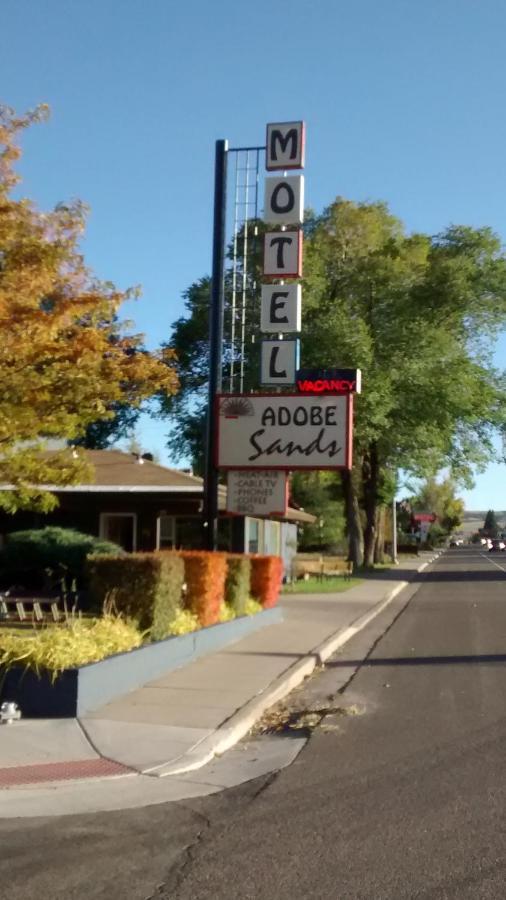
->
xmin=362 ymin=442 xmax=379 ymax=568
xmin=374 ymin=505 xmax=386 ymax=564
xmin=341 ymin=468 xmax=364 ymax=568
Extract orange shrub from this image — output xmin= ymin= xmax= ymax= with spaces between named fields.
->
xmin=249 ymin=555 xmax=284 ymax=609
xmin=177 ymin=551 xmax=227 ymax=627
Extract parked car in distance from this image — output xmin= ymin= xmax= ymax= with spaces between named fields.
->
xmin=488 ymin=538 xmax=505 ymax=552
xmin=449 ymin=538 xmax=464 ymax=547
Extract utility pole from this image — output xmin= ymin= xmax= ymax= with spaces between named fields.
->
xmin=391 ymin=495 xmax=398 ymax=564
xmin=203 ymin=139 xmax=228 ymax=551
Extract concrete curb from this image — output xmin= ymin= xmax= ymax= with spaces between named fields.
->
xmin=146 ymin=553 xmax=441 ymax=778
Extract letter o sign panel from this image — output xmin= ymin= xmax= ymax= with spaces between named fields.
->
xmin=264 ymin=176 xmax=304 ymax=225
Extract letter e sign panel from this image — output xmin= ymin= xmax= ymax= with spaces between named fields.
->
xmin=217 ymin=394 xmax=353 ymax=470
xmin=261 ymin=284 xmax=301 ymax=333
xmin=266 ymin=121 xmax=305 ymax=170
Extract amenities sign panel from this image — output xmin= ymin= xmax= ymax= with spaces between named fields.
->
xmin=226 ymin=470 xmax=288 ymax=516
xmin=217 ymin=394 xmax=352 ymax=470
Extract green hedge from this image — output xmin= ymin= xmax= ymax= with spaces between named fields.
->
xmin=225 ymin=555 xmax=251 ymax=616
xmin=0 ymin=527 xmax=123 ymax=589
xmin=87 ymin=552 xmax=185 ymax=641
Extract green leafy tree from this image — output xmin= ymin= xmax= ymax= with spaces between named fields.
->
xmin=411 ymin=476 xmax=464 ymax=534
xmin=302 ymin=199 xmax=506 ymax=565
xmin=159 ymin=278 xmax=212 ymax=474
xmin=163 ymin=198 xmax=506 ymax=567
xmin=160 ymin=255 xmax=264 ymax=473
xmin=483 ymin=509 xmax=499 ymax=536
xmin=74 ymin=401 xmax=141 ymax=449
xmin=291 ymin=472 xmax=346 ymax=552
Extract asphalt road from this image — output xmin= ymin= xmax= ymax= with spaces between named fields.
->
xmin=3 ymin=548 xmax=506 ymax=900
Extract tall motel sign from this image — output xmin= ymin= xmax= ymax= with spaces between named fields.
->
xmin=202 ymin=122 xmax=360 ymax=550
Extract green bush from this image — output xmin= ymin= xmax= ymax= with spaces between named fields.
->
xmin=426 ymin=523 xmax=448 ymax=548
xmin=0 ymin=527 xmax=123 ymax=590
xmin=225 ymin=555 xmax=251 ymax=616
xmin=87 ymin=552 xmax=185 ymax=641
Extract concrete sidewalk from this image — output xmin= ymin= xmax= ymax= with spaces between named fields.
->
xmin=0 ymin=553 xmax=438 ymax=793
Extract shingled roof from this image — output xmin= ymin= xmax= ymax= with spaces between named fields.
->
xmin=35 ymin=449 xmax=316 ymax=524
xmin=41 ymin=449 xmax=207 ymax=490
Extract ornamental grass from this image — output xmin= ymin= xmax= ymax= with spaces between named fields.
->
xmin=165 ymin=608 xmax=200 ymax=636
xmin=244 ymin=598 xmax=263 ymax=616
xmin=0 ymin=616 xmax=143 ymax=681
xmin=218 ymin=602 xmax=236 ymax=623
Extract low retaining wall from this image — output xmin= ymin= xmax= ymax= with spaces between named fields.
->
xmin=0 ymin=607 xmax=283 ymax=718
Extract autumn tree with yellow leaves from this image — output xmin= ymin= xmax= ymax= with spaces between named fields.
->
xmin=0 ymin=105 xmax=178 ymax=512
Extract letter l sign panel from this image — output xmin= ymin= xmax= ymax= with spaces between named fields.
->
xmin=261 ymin=340 xmax=300 ymax=385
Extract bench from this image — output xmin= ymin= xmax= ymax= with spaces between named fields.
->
xmin=292 ymin=555 xmax=353 ymax=581
xmin=0 ymin=595 xmax=62 ymax=623
xmin=321 ymin=556 xmax=354 ymax=579
xmin=291 ymin=558 xmax=323 ymax=580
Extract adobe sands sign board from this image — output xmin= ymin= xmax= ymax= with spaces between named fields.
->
xmin=217 ymin=395 xmax=352 ymax=470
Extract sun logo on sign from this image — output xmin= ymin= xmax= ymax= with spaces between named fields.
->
xmin=220 ymin=398 xmax=255 ymax=419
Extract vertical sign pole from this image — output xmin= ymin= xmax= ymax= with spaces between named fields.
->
xmin=203 ymin=139 xmax=228 ymax=551
xmin=391 ymin=495 xmax=398 ymax=564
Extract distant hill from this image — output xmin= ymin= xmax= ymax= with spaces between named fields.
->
xmin=459 ymin=511 xmax=506 ymax=536
xmin=463 ymin=511 xmax=506 ymax=520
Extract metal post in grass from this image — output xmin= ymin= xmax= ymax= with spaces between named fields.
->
xmin=203 ymin=139 xmax=228 ymax=551
xmin=392 ymin=496 xmax=399 ymax=564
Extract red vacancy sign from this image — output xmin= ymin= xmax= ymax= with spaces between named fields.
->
xmin=217 ymin=394 xmax=353 ymax=471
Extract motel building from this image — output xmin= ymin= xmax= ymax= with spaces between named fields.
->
xmin=0 ymin=449 xmax=315 ymax=574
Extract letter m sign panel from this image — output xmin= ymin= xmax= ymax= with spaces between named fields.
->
xmin=266 ymin=121 xmax=305 ymax=171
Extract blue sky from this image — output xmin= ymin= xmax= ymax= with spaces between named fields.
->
xmin=2 ymin=0 xmax=505 ymax=509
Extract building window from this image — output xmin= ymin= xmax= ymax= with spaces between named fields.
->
xmin=176 ymin=518 xmax=203 ymax=550
xmin=157 ymin=515 xmax=176 ymax=550
xmin=99 ymin=513 xmax=137 ymax=552
xmin=247 ymin=518 xmax=263 ymax=554
xmin=269 ymin=521 xmax=281 ymax=556
xmin=217 ymin=518 xmax=232 ymax=551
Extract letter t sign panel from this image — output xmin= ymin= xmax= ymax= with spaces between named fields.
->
xmin=264 ymin=231 xmax=303 ymax=277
